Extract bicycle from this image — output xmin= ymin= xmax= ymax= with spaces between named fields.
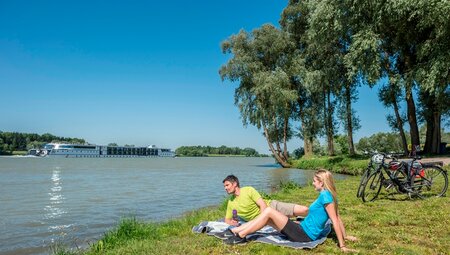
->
xmin=356 ymin=153 xmax=381 ymax=198
xmin=360 ymin=153 xmax=448 ymax=202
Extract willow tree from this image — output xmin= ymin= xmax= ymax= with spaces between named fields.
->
xmin=378 ymin=79 xmax=409 ymax=155
xmin=281 ymin=0 xmax=324 ymax=157
xmin=305 ymin=0 xmax=363 ymax=155
xmin=412 ymin=0 xmax=450 ymax=154
xmin=219 ymin=24 xmax=298 ymax=167
xmin=345 ymin=0 xmax=450 ymax=154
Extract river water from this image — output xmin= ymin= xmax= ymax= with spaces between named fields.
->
xmin=0 ymin=156 xmax=346 ymax=254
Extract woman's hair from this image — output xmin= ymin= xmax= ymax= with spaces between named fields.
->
xmin=314 ymin=169 xmax=338 ymax=209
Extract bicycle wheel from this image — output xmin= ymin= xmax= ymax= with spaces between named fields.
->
xmin=357 ymin=165 xmax=374 ymax=198
xmin=411 ymin=166 xmax=448 ymax=198
xmin=362 ymin=171 xmax=383 ymax=202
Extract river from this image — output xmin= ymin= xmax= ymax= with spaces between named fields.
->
xmin=0 ymin=156 xmax=347 ymax=254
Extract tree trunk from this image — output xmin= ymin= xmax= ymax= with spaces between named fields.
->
xmin=298 ymin=98 xmax=314 ymax=157
xmin=405 ymin=85 xmax=420 ymax=150
xmin=345 ymin=85 xmax=355 ymax=155
xmin=263 ymin=125 xmax=290 ymax=167
xmin=283 ymin=115 xmax=289 ymax=160
xmin=301 ymin=118 xmax=314 ymax=157
xmin=392 ymin=97 xmax=408 ymax=155
xmin=272 ymin=117 xmax=287 ymax=162
xmin=325 ymin=88 xmax=335 ymax=156
xmin=431 ymin=111 xmax=441 ymax=154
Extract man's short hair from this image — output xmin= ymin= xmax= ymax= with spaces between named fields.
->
xmin=223 ymin=174 xmax=240 ymax=187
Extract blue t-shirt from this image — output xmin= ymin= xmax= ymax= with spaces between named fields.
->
xmin=300 ymin=190 xmax=334 ymax=240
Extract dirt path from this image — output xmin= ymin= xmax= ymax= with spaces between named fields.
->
xmin=416 ymin=156 xmax=450 ymax=166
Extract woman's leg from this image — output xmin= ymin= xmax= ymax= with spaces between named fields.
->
xmin=232 ymin=207 xmax=288 ymax=238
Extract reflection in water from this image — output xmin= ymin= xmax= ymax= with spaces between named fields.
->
xmin=44 ymin=167 xmax=72 ymax=245
xmin=45 ymin=168 xmax=66 ymax=220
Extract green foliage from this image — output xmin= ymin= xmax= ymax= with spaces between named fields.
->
xmin=334 ymin=135 xmax=349 ymax=155
xmin=220 ymin=0 xmax=449 ymax=159
xmin=0 ymin=131 xmax=86 ymax=155
xmin=279 ymin=180 xmax=302 ymax=193
xmin=292 ymin=155 xmax=368 ymax=175
xmin=292 ymin=147 xmax=304 ymax=159
xmin=356 ymin=132 xmax=405 ymax=153
xmin=175 ymin=145 xmax=262 ymax=157
xmin=91 ymin=218 xmax=160 ymax=252
xmin=49 ymin=243 xmax=80 ymax=255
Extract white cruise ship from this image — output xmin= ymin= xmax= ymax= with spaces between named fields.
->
xmin=29 ymin=143 xmax=175 ymax=158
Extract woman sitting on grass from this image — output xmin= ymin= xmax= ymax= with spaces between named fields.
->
xmin=223 ymin=169 xmax=358 ymax=253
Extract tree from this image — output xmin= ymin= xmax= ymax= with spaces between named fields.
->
xmin=220 ymin=24 xmax=298 ymax=167
xmin=281 ymin=0 xmax=324 ymax=157
xmin=378 ymin=79 xmax=409 ymax=155
xmin=356 ymin=132 xmax=403 ymax=153
xmin=344 ymin=0 xmax=450 ymax=155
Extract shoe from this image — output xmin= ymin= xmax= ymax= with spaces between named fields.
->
xmin=224 ymin=233 xmax=247 ymax=245
xmin=213 ymin=229 xmax=235 ymax=240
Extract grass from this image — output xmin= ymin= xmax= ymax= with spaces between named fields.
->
xmin=54 ymin=175 xmax=450 ymax=255
xmin=291 ymin=155 xmax=368 ymax=175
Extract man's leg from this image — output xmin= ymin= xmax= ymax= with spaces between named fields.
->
xmin=270 ymin=200 xmax=308 ymax=217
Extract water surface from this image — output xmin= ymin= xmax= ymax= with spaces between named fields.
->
xmin=0 ymin=156 xmax=346 ymax=254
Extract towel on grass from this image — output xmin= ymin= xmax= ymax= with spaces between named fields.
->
xmin=192 ymin=220 xmax=331 ymax=249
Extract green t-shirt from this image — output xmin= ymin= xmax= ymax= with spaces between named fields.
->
xmin=225 ymin=186 xmax=270 ymax=221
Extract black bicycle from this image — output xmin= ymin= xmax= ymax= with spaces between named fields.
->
xmin=356 ymin=153 xmax=381 ymax=198
xmin=360 ymin=153 xmax=448 ymax=202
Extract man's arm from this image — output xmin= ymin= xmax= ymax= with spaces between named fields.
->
xmin=224 ymin=202 xmax=239 ymax=226
xmin=224 ymin=217 xmax=239 ymax=226
xmin=255 ymin=197 xmax=267 ymax=213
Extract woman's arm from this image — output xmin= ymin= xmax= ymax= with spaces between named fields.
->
xmin=325 ymin=203 xmax=358 ymax=252
xmin=338 ymin=213 xmax=357 ymax=241
xmin=324 ymin=203 xmax=345 ymax=248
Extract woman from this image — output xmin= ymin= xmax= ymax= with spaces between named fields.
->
xmin=224 ymin=169 xmax=358 ymax=253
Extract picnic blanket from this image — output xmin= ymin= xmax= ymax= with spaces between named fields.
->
xmin=192 ymin=220 xmax=331 ymax=249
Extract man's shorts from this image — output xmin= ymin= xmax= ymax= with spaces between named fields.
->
xmin=269 ymin=200 xmax=296 ymax=216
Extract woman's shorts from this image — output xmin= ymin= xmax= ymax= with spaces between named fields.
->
xmin=280 ymin=220 xmax=312 ymax=242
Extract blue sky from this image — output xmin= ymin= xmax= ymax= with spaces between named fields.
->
xmin=0 ymin=0 xmax=393 ymax=153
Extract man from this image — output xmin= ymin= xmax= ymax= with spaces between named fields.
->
xmin=222 ymin=174 xmax=308 ymax=226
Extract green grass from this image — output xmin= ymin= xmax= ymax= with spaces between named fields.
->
xmin=55 ymin=176 xmax=450 ymax=255
xmin=291 ymin=155 xmax=368 ymax=175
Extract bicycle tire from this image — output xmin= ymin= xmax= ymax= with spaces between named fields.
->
xmin=362 ymin=171 xmax=383 ymax=202
xmin=411 ymin=165 xmax=448 ymax=198
xmin=357 ymin=165 xmax=374 ymax=198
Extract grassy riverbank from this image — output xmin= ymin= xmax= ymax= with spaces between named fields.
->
xmin=55 ymin=176 xmax=449 ymax=255
xmin=291 ymin=155 xmax=368 ymax=175
xmin=291 ymin=155 xmax=450 ymax=176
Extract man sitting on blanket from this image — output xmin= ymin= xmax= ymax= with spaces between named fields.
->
xmin=222 ymin=175 xmax=308 ymax=227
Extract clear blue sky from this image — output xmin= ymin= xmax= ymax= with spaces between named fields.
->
xmin=0 ymin=0 xmax=393 ymax=153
